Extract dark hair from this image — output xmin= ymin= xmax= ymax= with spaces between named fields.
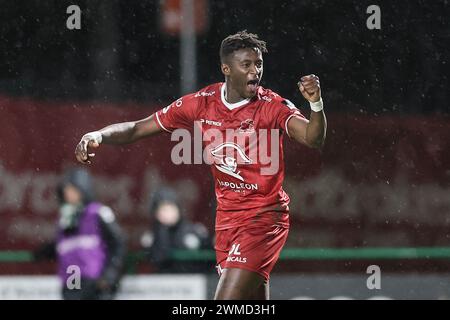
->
xmin=220 ymin=30 xmax=267 ymax=63
xmin=148 ymin=187 xmax=180 ymax=216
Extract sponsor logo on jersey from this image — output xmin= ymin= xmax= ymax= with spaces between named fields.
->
xmin=217 ymin=179 xmax=258 ymax=191
xmin=226 ymin=243 xmax=247 ymax=263
xmin=211 ymin=142 xmax=252 ymax=181
xmin=162 ymin=98 xmax=183 ymax=114
xmin=195 ymin=90 xmax=215 ymax=97
xmin=262 ymin=95 xmax=272 ymax=102
xmin=200 ymin=119 xmax=222 ymax=127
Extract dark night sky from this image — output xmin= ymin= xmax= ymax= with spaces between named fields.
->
xmin=0 ymin=0 xmax=448 ymax=114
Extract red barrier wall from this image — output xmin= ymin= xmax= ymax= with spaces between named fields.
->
xmin=1 ymin=95 xmax=449 ymax=255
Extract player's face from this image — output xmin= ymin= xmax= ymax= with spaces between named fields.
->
xmin=223 ymin=48 xmax=263 ymax=99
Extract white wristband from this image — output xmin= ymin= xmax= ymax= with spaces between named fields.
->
xmin=309 ymin=98 xmax=324 ymax=112
xmin=84 ymin=131 xmax=103 ymax=144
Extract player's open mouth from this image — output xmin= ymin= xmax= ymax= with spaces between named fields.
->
xmin=247 ymin=79 xmax=259 ymax=92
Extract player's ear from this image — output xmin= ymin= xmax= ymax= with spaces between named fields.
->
xmin=221 ymin=63 xmax=231 ymax=76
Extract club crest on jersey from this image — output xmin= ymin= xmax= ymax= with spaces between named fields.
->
xmin=210 ymin=142 xmax=252 ymax=181
xmin=238 ymin=119 xmax=255 ymax=133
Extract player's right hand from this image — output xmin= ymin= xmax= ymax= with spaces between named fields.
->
xmin=75 ymin=131 xmax=102 ymax=164
xmin=298 ymin=74 xmax=321 ymax=103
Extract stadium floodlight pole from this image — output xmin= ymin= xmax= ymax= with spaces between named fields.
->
xmin=180 ymin=0 xmax=197 ymax=95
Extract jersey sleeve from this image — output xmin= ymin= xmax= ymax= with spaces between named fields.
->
xmin=273 ymin=98 xmax=306 ymax=138
xmin=154 ymin=93 xmax=199 ymax=132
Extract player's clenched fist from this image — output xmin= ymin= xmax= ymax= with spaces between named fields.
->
xmin=75 ymin=131 xmax=102 ymax=164
xmin=298 ymin=74 xmax=321 ymax=103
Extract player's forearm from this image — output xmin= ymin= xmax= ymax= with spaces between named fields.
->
xmin=98 ymin=115 xmax=160 ymax=144
xmin=305 ymin=110 xmax=327 ymax=149
xmin=98 ymin=122 xmax=140 ymax=145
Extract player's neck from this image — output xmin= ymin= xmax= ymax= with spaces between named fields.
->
xmin=224 ymin=82 xmax=246 ymax=104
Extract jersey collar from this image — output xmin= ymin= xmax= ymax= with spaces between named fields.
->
xmin=220 ymin=83 xmax=252 ymax=110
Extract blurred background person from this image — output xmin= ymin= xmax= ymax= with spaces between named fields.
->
xmin=141 ymin=187 xmax=212 ymax=273
xmin=34 ymin=167 xmax=127 ymax=300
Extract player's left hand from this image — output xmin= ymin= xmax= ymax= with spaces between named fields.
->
xmin=298 ymin=74 xmax=321 ymax=103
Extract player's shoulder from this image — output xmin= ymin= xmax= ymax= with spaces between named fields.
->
xmin=192 ymin=83 xmax=221 ymax=100
xmin=175 ymin=83 xmax=220 ymax=111
xmin=257 ymin=86 xmax=297 ymax=109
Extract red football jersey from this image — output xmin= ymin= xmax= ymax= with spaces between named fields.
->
xmin=155 ymin=82 xmax=306 ymax=230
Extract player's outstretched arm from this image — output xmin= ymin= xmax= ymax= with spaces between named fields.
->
xmin=75 ymin=114 xmax=163 ymax=164
xmin=287 ymin=74 xmax=327 ymax=149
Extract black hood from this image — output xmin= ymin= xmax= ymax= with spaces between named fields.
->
xmin=149 ymin=187 xmax=182 ymax=220
xmin=57 ymin=167 xmax=95 ymax=205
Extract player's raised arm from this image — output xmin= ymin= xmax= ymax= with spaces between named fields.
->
xmin=75 ymin=114 xmax=162 ymax=164
xmin=287 ymin=74 xmax=327 ymax=149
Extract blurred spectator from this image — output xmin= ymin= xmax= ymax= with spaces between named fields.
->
xmin=141 ymin=187 xmax=212 ymax=273
xmin=34 ymin=167 xmax=127 ymax=300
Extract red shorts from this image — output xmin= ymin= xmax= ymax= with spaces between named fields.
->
xmin=215 ymin=222 xmax=289 ymax=281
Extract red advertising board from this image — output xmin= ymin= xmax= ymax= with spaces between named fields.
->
xmin=1 ymin=94 xmax=449 ymax=256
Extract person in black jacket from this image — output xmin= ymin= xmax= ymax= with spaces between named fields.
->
xmin=34 ymin=167 xmax=127 ymax=300
xmin=142 ymin=187 xmax=212 ymax=273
